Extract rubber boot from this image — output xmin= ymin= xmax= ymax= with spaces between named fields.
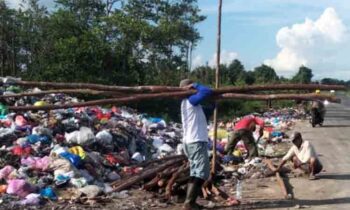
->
xmin=183 ymin=178 xmax=203 ymax=210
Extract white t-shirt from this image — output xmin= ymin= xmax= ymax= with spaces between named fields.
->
xmin=282 ymin=140 xmax=317 ymax=163
xmin=181 ymin=99 xmax=209 ymax=144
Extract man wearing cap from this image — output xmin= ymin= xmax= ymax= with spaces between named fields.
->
xmin=225 ymin=115 xmax=265 ymax=159
xmin=275 ymin=132 xmax=323 ymax=180
xmin=180 ymin=79 xmax=213 ymax=210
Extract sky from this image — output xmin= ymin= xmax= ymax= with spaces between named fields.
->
xmin=7 ymin=0 xmax=350 ymax=80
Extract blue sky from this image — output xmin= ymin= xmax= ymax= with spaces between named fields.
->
xmin=195 ymin=0 xmax=350 ymax=80
xmin=8 ymin=0 xmax=350 ymax=80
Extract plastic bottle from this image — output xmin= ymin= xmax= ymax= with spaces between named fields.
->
xmin=236 ymin=179 xmax=242 ymax=200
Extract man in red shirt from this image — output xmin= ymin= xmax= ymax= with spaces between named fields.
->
xmin=225 ymin=115 xmax=265 ymax=159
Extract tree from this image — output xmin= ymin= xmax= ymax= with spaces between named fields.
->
xmin=253 ymin=64 xmax=279 ymax=84
xmin=292 ymin=66 xmax=313 ymax=84
xmin=221 ymin=59 xmax=245 ymax=85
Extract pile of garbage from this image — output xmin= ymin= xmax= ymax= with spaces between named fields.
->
xmin=0 ymin=88 xmax=184 ymax=207
xmin=208 ymin=108 xmax=306 ymax=181
xmin=0 ymin=83 xmax=309 ymax=208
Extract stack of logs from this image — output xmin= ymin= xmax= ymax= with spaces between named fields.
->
xmin=111 ymin=155 xmax=189 ymax=200
xmin=110 ymin=155 xmax=227 ymax=200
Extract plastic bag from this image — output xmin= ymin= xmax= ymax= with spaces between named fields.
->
xmin=7 ymin=179 xmax=34 ymax=198
xmin=59 ymin=152 xmax=82 ymax=167
xmin=96 ymin=130 xmax=113 ymax=145
xmin=65 ymin=127 xmax=95 ymax=145
xmin=69 ymin=146 xmax=86 ymax=159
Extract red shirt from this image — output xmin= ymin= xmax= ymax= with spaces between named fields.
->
xmin=234 ymin=116 xmax=265 ymax=130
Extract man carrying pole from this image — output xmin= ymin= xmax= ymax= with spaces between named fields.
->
xmin=180 ymin=79 xmax=213 ymax=210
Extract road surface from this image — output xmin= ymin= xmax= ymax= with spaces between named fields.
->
xmin=246 ymin=99 xmax=350 ymax=210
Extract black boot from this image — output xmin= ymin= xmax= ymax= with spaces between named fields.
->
xmin=183 ymin=177 xmax=204 ymax=210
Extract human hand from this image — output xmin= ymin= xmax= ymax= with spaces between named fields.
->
xmin=183 ymin=84 xmax=194 ymax=90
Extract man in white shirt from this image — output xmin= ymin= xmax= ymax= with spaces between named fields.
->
xmin=275 ymin=132 xmax=323 ymax=180
xmin=180 ymin=79 xmax=213 ymax=210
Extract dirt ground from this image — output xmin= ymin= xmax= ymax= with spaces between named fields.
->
xmin=153 ymin=101 xmax=350 ymax=210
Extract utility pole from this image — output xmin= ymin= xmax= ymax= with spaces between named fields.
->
xmin=211 ymin=0 xmax=222 ymax=175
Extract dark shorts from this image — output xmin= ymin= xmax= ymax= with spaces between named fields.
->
xmin=225 ymin=129 xmax=258 ymax=158
xmin=295 ymin=157 xmax=323 ymax=174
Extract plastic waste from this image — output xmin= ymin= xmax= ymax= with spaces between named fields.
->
xmin=34 ymin=101 xmax=47 ymax=107
xmin=131 ymin=152 xmax=144 ymax=163
xmin=40 ymin=187 xmax=57 ymax=200
xmin=21 ymin=156 xmax=51 ymax=171
xmin=78 ymin=185 xmax=102 ymax=198
xmin=236 ymin=179 xmax=242 ymax=200
xmin=18 ymin=193 xmax=41 ymax=205
xmin=158 ymin=144 xmax=174 ymax=153
xmin=59 ymin=152 xmax=82 ymax=167
xmin=7 ymin=179 xmax=34 ymax=198
xmin=12 ymin=146 xmax=32 ymax=157
xmin=69 ymin=146 xmax=86 ymax=159
xmin=96 ymin=130 xmax=113 ymax=145
xmin=0 ymin=185 xmax=7 ymax=195
xmin=27 ymin=134 xmax=51 ymax=145
xmin=70 ymin=177 xmax=88 ymax=188
xmin=0 ymin=165 xmax=15 ymax=180
xmin=65 ymin=127 xmax=95 ymax=145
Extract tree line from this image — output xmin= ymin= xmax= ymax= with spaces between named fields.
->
xmin=0 ymin=0 xmax=347 ymax=121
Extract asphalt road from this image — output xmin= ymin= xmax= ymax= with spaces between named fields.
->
xmin=230 ymin=98 xmax=350 ymax=210
xmin=257 ymin=98 xmax=350 ymax=210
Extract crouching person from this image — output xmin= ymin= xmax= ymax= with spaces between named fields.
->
xmin=275 ymin=132 xmax=323 ymax=180
xmin=180 ymin=79 xmax=213 ymax=210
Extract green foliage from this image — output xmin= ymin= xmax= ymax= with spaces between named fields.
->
xmin=253 ymin=64 xmax=279 ymax=84
xmin=292 ymin=66 xmax=313 ymax=84
xmin=2 ymin=0 xmax=346 ymax=121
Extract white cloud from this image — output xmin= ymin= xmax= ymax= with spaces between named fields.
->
xmin=209 ymin=50 xmax=238 ymax=67
xmin=192 ymin=50 xmax=238 ymax=69
xmin=7 ymin=0 xmax=23 ymax=9
xmin=192 ymin=55 xmax=204 ymax=69
xmin=264 ymin=7 xmax=348 ymax=76
xmin=7 ymin=0 xmax=54 ymax=9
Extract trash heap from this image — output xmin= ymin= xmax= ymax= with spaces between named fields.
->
xmin=0 ymin=89 xmax=185 ymax=207
xmin=210 ymin=107 xmax=306 ymax=180
xmin=0 ymin=82 xmax=318 ymax=208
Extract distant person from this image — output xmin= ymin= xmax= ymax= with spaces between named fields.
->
xmin=274 ymin=132 xmax=323 ymax=180
xmin=311 ymin=100 xmax=326 ymax=122
xmin=225 ymin=115 xmax=264 ymax=159
xmin=180 ymin=79 xmax=213 ymax=210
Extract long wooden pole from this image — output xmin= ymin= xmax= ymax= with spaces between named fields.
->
xmin=0 ymin=89 xmax=127 ymax=98
xmin=211 ymin=0 xmax=223 ymax=175
xmin=3 ymin=79 xmax=346 ymax=93
xmin=7 ymin=93 xmax=340 ymax=111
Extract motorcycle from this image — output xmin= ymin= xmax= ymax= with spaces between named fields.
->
xmin=310 ymin=107 xmax=324 ymax=127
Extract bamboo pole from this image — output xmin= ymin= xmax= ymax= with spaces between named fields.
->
xmin=7 ymin=92 xmax=340 ymax=111
xmin=211 ymin=0 xmax=223 ymax=176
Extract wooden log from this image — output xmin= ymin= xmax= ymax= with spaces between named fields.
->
xmin=7 ymin=79 xmax=346 ymax=93
xmin=220 ymin=93 xmax=340 ymax=103
xmin=157 ymin=179 xmax=167 ymax=188
xmin=137 ymin=155 xmax=186 ymax=168
xmin=165 ymin=163 xmax=190 ymax=199
xmin=214 ymin=84 xmax=346 ymax=93
xmin=263 ymin=159 xmax=291 ymax=199
xmin=111 ymin=156 xmax=186 ymax=192
xmin=0 ymin=89 xmax=127 ymax=98
xmin=143 ymin=176 xmax=161 ymax=191
xmin=7 ymin=80 xmax=184 ymax=93
xmin=7 ymin=92 xmax=340 ymax=111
